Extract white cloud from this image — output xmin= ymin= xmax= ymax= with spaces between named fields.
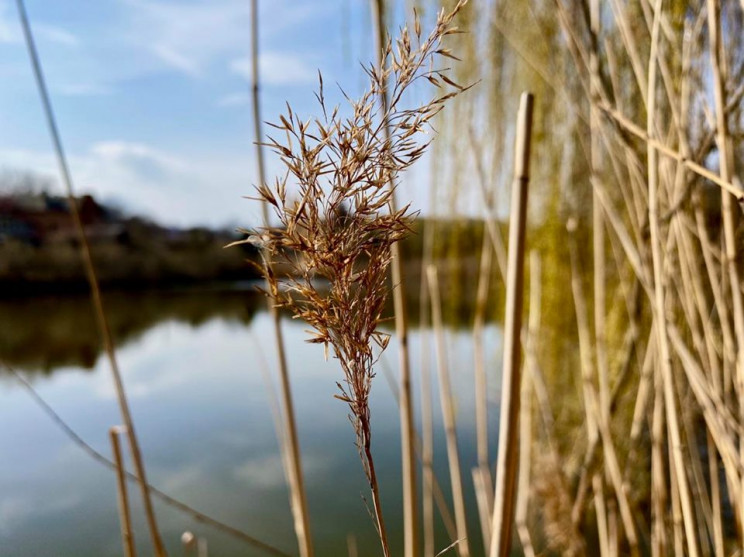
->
xmin=152 ymin=43 xmax=201 ymax=77
xmin=35 ymin=23 xmax=79 ymax=47
xmin=0 ymin=2 xmax=79 ymax=46
xmin=0 ymin=142 xmax=264 ymax=228
xmin=0 ymin=1 xmax=15 ymax=43
xmin=90 ymin=141 xmax=187 ymax=172
xmin=57 ymin=82 xmax=112 ymax=97
xmin=231 ymin=52 xmax=317 ymax=86
xmin=216 ymin=92 xmax=251 ymax=108
xmin=120 ymin=0 xmax=249 ymax=76
xmin=118 ymin=0 xmax=326 ymax=79
xmin=233 ymin=453 xmax=330 ymax=489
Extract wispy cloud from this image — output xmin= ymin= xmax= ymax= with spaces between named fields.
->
xmin=234 ymin=453 xmax=330 ymax=489
xmin=151 ymin=43 xmax=202 ymax=77
xmin=35 ymin=23 xmax=79 ymax=46
xmin=118 ymin=0 xmax=327 ymax=78
xmin=57 ymin=82 xmax=112 ymax=97
xmin=0 ymin=142 xmax=262 ymax=228
xmin=230 ymin=51 xmax=317 ymax=86
xmin=0 ymin=1 xmax=15 ymax=43
xmin=90 ymin=140 xmax=188 ymax=174
xmin=216 ymin=92 xmax=251 ymax=108
xmin=0 ymin=2 xmax=78 ymax=46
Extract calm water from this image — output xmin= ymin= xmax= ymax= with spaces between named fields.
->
xmin=0 ymin=287 xmax=503 ymax=556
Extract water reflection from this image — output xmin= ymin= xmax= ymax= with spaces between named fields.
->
xmin=0 ymin=286 xmax=503 ymax=556
xmin=0 ymin=286 xmax=262 ymax=373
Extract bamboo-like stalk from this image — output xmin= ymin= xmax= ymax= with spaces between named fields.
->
xmin=593 ymin=475 xmax=610 ymax=557
xmin=472 ymin=467 xmax=492 ymax=552
xmin=369 ymin=2 xmax=419 ymax=555
xmin=489 ymin=92 xmax=534 ymax=557
xmin=705 ymin=3 xmax=744 ymax=549
xmin=587 ymin=9 xmax=638 ymax=547
xmin=650 ymin=357 xmax=666 ymax=557
xmin=515 ymin=251 xmax=541 ymax=557
xmin=110 ymin=426 xmax=136 ymax=557
xmin=468 ymin=124 xmax=501 ymax=553
xmin=596 ymin=100 xmax=744 ymax=201
xmin=646 ymin=2 xmax=698 ymax=553
xmin=249 ymin=2 xmax=313 ymax=556
xmin=419 ymin=217 xmax=436 ymax=557
xmin=589 ymin=0 xmax=610 ymax=432
xmin=15 ymin=2 xmax=166 ymax=554
xmin=669 ymin=440 xmax=684 ymax=556
xmin=427 ymin=264 xmax=470 ymax=557
xmin=668 ymin=326 xmax=742 ymax=491
xmin=707 ymin=432 xmax=724 ymax=556
xmin=474 ymin=194 xmax=494 ymax=476
xmin=567 ymin=221 xmax=607 ymax=543
xmin=678 ymin=387 xmax=715 ymax=557
xmin=608 ymin=501 xmax=618 ymax=557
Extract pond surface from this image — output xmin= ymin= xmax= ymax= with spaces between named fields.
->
xmin=0 ymin=286 xmax=504 ymax=556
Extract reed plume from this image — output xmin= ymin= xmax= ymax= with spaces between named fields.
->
xmin=233 ymin=3 xmax=469 ymax=553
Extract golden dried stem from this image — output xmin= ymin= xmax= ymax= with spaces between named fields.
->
xmin=427 ymin=264 xmax=471 ymax=557
xmin=706 ymin=3 xmax=744 ymax=548
xmin=110 ymin=426 xmax=136 ymax=557
xmin=15 ymin=1 xmax=166 ymax=554
xmin=369 ymin=2 xmax=419 ymax=555
xmin=490 ymin=92 xmax=534 ymax=557
xmin=646 ymin=1 xmax=698 ymax=553
xmin=250 ymin=2 xmax=314 ymax=555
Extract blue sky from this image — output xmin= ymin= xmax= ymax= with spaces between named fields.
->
xmin=0 ymin=0 xmax=413 ymax=228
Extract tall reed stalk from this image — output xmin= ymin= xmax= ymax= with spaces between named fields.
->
xmin=110 ymin=426 xmax=136 ymax=557
xmin=249 ymin=3 xmax=314 ymax=555
xmin=490 ymin=91 xmax=534 ymax=557
xmin=705 ymin=4 xmax=744 ymax=550
xmin=427 ymin=265 xmax=471 ymax=557
xmin=369 ymin=2 xmax=419 ymax=554
xmin=15 ymin=2 xmax=166 ymax=554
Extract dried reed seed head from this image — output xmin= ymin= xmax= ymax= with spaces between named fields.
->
xmin=241 ymin=2 xmax=469 ymax=417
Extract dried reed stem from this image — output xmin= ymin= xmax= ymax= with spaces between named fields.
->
xmin=472 ymin=467 xmax=492 ymax=552
xmin=567 ymin=220 xmax=607 ymax=543
xmin=427 ymin=264 xmax=471 ymax=557
xmin=705 ymin=3 xmax=744 ymax=549
xmin=645 ymin=1 xmax=698 ymax=554
xmin=369 ymin=3 xmax=419 ymax=554
xmin=249 ymin=3 xmax=314 ymax=555
xmin=469 ymin=122 xmax=501 ymax=553
xmin=418 ymin=216 xmax=436 ymax=557
xmin=514 ymin=251 xmax=541 ymax=557
xmin=490 ymin=92 xmax=534 ymax=557
xmin=110 ymin=426 xmax=136 ymax=557
xmin=15 ymin=2 xmax=166 ymax=554
xmin=589 ymin=0 xmax=610 ymax=433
